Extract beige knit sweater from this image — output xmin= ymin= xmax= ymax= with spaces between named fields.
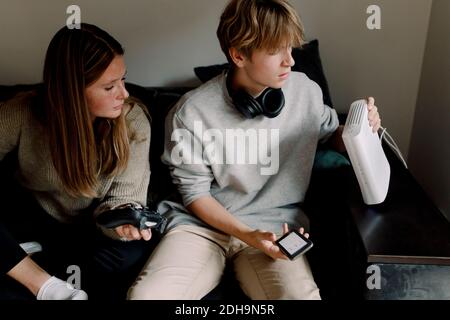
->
xmin=0 ymin=95 xmax=151 ymax=226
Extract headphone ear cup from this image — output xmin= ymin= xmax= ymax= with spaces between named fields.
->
xmin=258 ymin=88 xmax=285 ymax=118
xmin=233 ymin=91 xmax=263 ymax=119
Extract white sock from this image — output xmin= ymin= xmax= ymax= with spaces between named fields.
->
xmin=36 ymin=276 xmax=88 ymax=300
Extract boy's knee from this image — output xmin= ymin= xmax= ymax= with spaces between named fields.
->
xmin=245 ymin=279 xmax=321 ymax=300
xmin=127 ymin=275 xmax=164 ymax=300
xmin=127 ymin=277 xmax=191 ymax=300
xmin=273 ymin=281 xmax=321 ymax=300
xmin=127 ymin=281 xmax=156 ymax=300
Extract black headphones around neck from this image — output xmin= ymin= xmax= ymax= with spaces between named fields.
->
xmin=226 ymin=71 xmax=285 ymax=119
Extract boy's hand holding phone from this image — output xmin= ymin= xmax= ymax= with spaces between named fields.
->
xmin=275 ymin=224 xmax=313 ymax=260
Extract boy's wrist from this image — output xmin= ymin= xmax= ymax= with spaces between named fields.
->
xmin=237 ymin=228 xmax=257 ymax=247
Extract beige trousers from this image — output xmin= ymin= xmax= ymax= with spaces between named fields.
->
xmin=128 ymin=225 xmax=321 ymax=300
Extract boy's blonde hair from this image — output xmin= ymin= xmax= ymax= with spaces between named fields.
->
xmin=217 ymin=0 xmax=305 ymax=63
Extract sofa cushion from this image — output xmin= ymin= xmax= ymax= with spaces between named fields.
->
xmin=194 ymin=39 xmax=334 ymax=107
xmin=313 ymin=150 xmax=350 ymax=170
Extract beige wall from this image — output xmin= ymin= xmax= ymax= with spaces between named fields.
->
xmin=294 ymin=0 xmax=432 ymax=160
xmin=0 ymin=0 xmax=227 ymax=87
xmin=409 ymin=0 xmax=450 ymax=221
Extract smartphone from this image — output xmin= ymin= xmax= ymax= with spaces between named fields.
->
xmin=275 ymin=230 xmax=313 ymax=260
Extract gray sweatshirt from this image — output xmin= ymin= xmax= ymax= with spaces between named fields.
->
xmin=0 ymin=96 xmax=151 ymax=226
xmin=159 ymin=72 xmax=339 ymax=234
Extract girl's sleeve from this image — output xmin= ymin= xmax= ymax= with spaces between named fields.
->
xmin=0 ymin=101 xmax=26 ymax=161
xmin=94 ymin=105 xmax=151 ymax=219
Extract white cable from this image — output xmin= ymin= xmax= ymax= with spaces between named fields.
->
xmin=378 ymin=126 xmax=408 ymax=169
xmin=380 ymin=127 xmax=387 ymax=142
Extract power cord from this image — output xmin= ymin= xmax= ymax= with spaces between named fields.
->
xmin=379 ymin=126 xmax=408 ymax=169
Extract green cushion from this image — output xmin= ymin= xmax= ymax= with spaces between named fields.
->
xmin=313 ymin=149 xmax=350 ymax=170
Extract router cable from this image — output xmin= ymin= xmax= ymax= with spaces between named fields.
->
xmin=379 ymin=126 xmax=408 ymax=169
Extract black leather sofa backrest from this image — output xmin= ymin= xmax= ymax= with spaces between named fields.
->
xmin=125 ymin=83 xmax=194 ymax=205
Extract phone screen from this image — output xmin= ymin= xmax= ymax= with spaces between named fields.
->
xmin=278 ymin=232 xmax=308 ymax=255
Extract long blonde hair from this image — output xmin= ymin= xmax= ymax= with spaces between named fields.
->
xmin=42 ymin=23 xmax=131 ymax=198
xmin=217 ymin=0 xmax=305 ymax=62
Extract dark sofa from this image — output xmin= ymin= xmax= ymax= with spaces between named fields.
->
xmin=0 ymin=33 xmax=450 ymax=301
xmin=0 ymin=40 xmax=372 ymax=300
xmin=3 ymin=81 xmax=449 ymax=300
xmin=5 ymin=39 xmax=447 ymax=300
xmin=0 ymin=80 xmax=369 ymax=300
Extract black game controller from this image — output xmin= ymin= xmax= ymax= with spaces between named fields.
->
xmin=96 ymin=204 xmax=167 ymax=233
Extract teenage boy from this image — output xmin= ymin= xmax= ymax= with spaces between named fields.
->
xmin=129 ymin=0 xmax=381 ymax=300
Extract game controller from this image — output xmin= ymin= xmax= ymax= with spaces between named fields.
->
xmin=96 ymin=204 xmax=167 ymax=233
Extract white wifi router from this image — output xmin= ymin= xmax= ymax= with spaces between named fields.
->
xmin=342 ymin=99 xmax=391 ymax=205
